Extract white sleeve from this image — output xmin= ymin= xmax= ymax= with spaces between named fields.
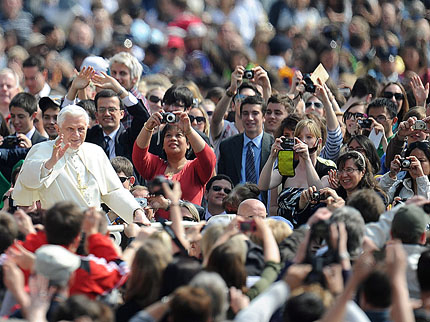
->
xmin=121 ymin=92 xmax=138 ymax=107
xmin=365 ymin=206 xmax=400 ymax=249
xmin=344 ymin=301 xmax=372 ymax=322
xmin=235 ymin=281 xmax=290 ymax=322
xmin=416 ymin=175 xmax=430 ymax=199
xmin=61 ymin=96 xmax=77 ymax=108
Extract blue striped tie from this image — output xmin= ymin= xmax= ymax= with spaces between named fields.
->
xmin=104 ymin=136 xmax=111 ymax=157
xmin=245 ymin=141 xmax=257 ymax=183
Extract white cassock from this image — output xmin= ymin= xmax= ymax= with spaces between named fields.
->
xmin=12 ymin=140 xmax=140 ymax=223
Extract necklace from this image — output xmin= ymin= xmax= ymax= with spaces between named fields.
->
xmin=165 ymin=160 xmax=188 ymax=178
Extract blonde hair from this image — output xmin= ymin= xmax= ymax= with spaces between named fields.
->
xmin=201 ymin=224 xmax=228 ymax=259
xmin=294 ymin=119 xmax=322 ymax=139
xmin=180 ymin=201 xmax=200 ymax=222
xmin=190 ymin=105 xmax=210 ymax=137
xmin=250 ymin=218 xmax=292 ymax=246
xmin=109 ymin=52 xmax=142 ymax=84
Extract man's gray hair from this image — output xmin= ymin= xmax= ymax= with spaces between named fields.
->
xmin=330 ymin=206 xmax=365 ymax=259
xmin=109 ymin=52 xmax=142 ymax=85
xmin=189 ymin=271 xmax=228 ymax=322
xmin=0 ymin=68 xmax=20 ymax=88
xmin=57 ymin=105 xmax=89 ymax=127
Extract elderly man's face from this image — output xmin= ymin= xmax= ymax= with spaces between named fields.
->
xmin=55 ymin=114 xmax=88 ymax=149
xmin=237 ymin=199 xmax=267 ymax=219
xmin=0 ymin=72 xmax=20 ymax=108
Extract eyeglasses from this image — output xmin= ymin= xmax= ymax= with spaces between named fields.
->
xmin=305 ymin=102 xmax=323 ymax=109
xmin=344 ymin=112 xmax=366 ymax=120
xmin=148 ymin=95 xmax=162 ymax=103
xmin=98 ymin=107 xmax=120 ymax=114
xmin=371 ymin=115 xmax=388 ymax=122
xmin=212 ymin=185 xmax=231 ymax=194
xmin=189 ymin=115 xmax=206 ymax=123
xmin=337 ymin=168 xmax=359 ymax=175
xmin=206 ymin=111 xmax=214 ymax=116
xmin=383 ymin=91 xmax=404 ymax=101
xmin=119 ymin=176 xmax=131 ymax=183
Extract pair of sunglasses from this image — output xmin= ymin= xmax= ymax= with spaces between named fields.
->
xmin=212 ymin=185 xmax=231 ymax=194
xmin=344 ymin=112 xmax=366 ymax=120
xmin=148 ymin=95 xmax=162 ymax=103
xmin=383 ymin=91 xmax=404 ymax=101
xmin=189 ymin=115 xmax=206 ymax=123
xmin=118 ymin=176 xmax=131 ymax=183
xmin=305 ymin=101 xmax=323 ymax=109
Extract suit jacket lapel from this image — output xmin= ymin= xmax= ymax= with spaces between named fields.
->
xmin=233 ymin=135 xmax=244 ymax=181
xmin=260 ymin=132 xmax=273 ymax=171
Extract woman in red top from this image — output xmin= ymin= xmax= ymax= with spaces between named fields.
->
xmin=133 ymin=111 xmax=216 ymax=217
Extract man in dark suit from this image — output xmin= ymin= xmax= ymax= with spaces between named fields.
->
xmin=218 ymin=95 xmax=274 ymax=205
xmin=85 ymin=89 xmax=149 ymax=161
xmin=1 ymin=92 xmax=47 ymax=149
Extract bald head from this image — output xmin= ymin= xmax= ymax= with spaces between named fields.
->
xmin=237 ymin=199 xmax=267 ymax=219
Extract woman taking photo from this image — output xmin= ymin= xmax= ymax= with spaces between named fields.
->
xmin=380 ymin=82 xmax=409 ymax=129
xmin=132 ymin=111 xmax=216 ymax=216
xmin=342 ymin=101 xmax=368 ymax=144
xmin=296 ymin=151 xmax=386 ymax=226
xmin=259 ymin=118 xmax=336 ymax=192
xmin=380 ymin=141 xmax=430 ymax=204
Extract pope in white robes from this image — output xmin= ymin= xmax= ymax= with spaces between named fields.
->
xmin=13 ymin=105 xmax=148 ymax=224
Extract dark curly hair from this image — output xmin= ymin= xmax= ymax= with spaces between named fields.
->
xmin=347 ymin=135 xmax=381 ymax=174
xmin=336 ymin=151 xmax=386 ymax=203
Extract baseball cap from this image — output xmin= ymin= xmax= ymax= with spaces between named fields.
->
xmin=39 ymin=96 xmax=61 ymax=112
xmin=35 ymin=245 xmax=81 ymax=286
xmin=391 ymin=205 xmax=428 ymax=241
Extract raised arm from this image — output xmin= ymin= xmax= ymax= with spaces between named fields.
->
xmin=63 ymin=66 xmax=95 ymax=106
xmin=211 ymin=66 xmax=245 ymax=139
xmin=258 ymin=137 xmax=283 ymax=191
xmin=135 ymin=112 xmax=162 ymax=149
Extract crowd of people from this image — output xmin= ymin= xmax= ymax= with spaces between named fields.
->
xmin=0 ymin=0 xmax=430 ymax=321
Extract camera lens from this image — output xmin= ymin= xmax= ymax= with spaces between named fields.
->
xmin=166 ymin=113 xmax=176 ymax=123
xmin=402 ymin=160 xmax=411 ymax=168
xmin=244 ymin=70 xmax=254 ymax=79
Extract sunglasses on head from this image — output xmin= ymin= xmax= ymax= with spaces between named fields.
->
xmin=212 ymin=185 xmax=231 ymax=194
xmin=234 ymin=93 xmax=247 ymax=103
xmin=189 ymin=115 xmax=206 ymax=123
xmin=148 ymin=95 xmax=162 ymax=103
xmin=383 ymin=91 xmax=404 ymax=101
xmin=119 ymin=176 xmax=130 ymax=183
xmin=305 ymin=101 xmax=323 ymax=109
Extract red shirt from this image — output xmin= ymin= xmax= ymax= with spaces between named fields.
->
xmin=132 ymin=143 xmax=216 ymax=212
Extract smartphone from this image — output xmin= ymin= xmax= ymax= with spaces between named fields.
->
xmin=278 ymin=150 xmax=295 ymax=177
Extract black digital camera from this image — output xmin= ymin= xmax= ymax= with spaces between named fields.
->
xmin=304 ymin=220 xmax=339 ymax=286
xmin=243 ymin=70 xmax=254 ymax=79
xmin=3 ymin=135 xmax=19 ymax=146
xmin=399 ymin=158 xmax=411 ymax=169
xmin=303 ymin=74 xmax=315 ymax=93
xmin=357 ymin=118 xmax=372 ymax=129
xmin=280 ymin=138 xmax=295 ymax=150
xmin=148 ymin=175 xmax=174 ymax=196
xmin=161 ymin=112 xmax=179 ymax=123
xmin=311 ymin=191 xmax=327 ymax=203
